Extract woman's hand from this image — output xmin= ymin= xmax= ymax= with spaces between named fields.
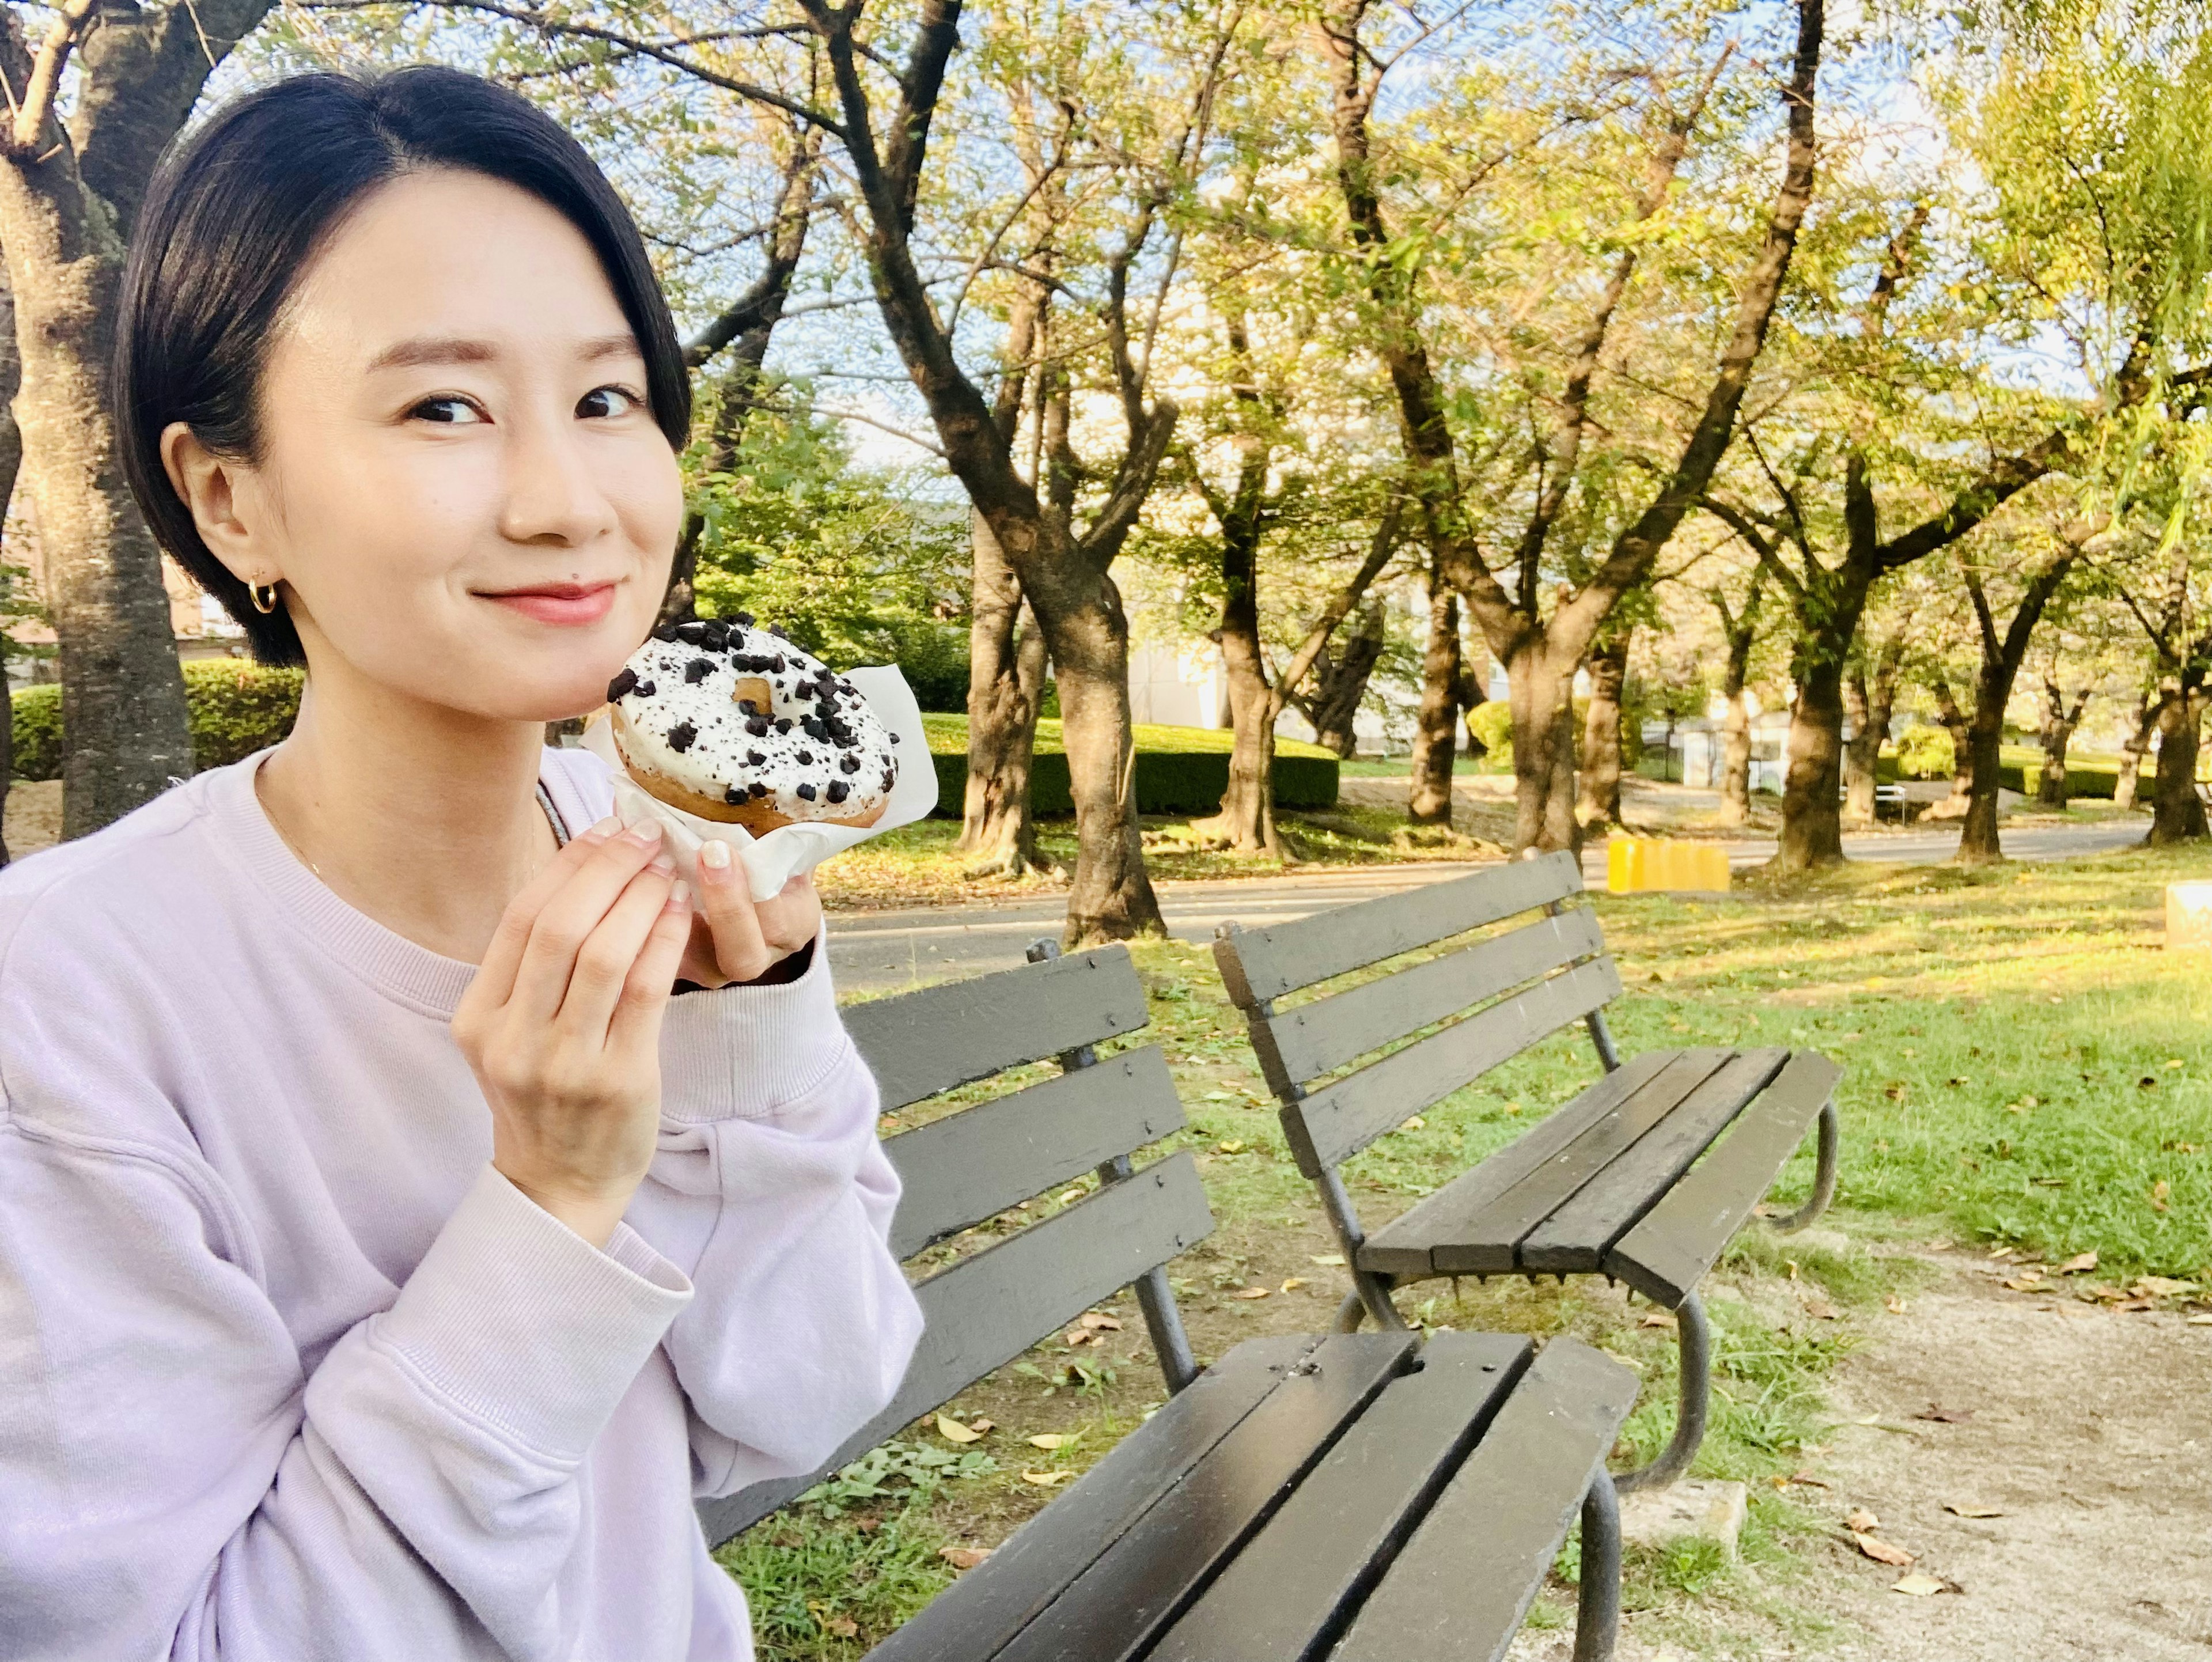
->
xmin=677 ymin=840 xmax=823 ymax=987
xmin=453 ymin=816 xmax=694 ymax=1247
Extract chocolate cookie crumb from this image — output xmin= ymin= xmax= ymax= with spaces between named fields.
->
xmin=666 ymin=721 xmax=698 ymax=754
xmin=684 ymin=658 xmax=713 ymax=684
xmin=825 ymin=779 xmax=849 ymax=804
xmin=607 ymin=668 xmax=639 ymax=701
xmin=795 ymin=782 xmax=816 ymax=801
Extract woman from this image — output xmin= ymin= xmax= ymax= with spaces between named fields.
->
xmin=0 ymin=67 xmax=922 ymax=1660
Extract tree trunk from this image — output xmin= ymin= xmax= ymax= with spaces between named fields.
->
xmin=1777 ymin=642 xmax=1847 ymax=869
xmin=1297 ymin=598 xmax=1385 ymax=757
xmin=1199 ymin=479 xmax=1281 ymax=856
xmin=0 ymin=154 xmax=191 ymax=838
xmin=1957 ymin=666 xmax=2013 ymax=862
xmin=1924 ymin=677 xmax=1974 ymax=820
xmin=1577 ymin=632 xmax=1629 ymax=828
xmin=1407 ymin=570 xmax=1460 ymax=825
xmin=2115 ymin=693 xmax=2158 ymax=810
xmin=2147 ymin=690 xmax=2209 ymax=845
xmin=1715 ymin=592 xmax=1762 ymax=826
xmin=1839 ymin=645 xmax=1899 ymax=827
xmin=2037 ymin=680 xmax=2086 ymax=809
xmin=959 ymin=510 xmax=1046 ymax=875
xmin=1507 ymin=642 xmax=1581 ymax=853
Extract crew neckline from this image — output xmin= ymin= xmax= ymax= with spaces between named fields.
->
xmin=205 ymin=749 xmax=592 ymax=1019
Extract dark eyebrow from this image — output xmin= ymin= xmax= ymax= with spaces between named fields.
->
xmin=366 ymin=333 xmax=643 ymax=372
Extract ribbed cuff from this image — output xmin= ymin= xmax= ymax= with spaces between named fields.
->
xmin=374 ymin=1164 xmax=692 ymax=1459
xmin=658 ymin=924 xmax=851 ymax=1123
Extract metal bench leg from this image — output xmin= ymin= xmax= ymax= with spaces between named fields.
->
xmin=1132 ymin=1264 xmax=1200 ymax=1394
xmin=1334 ymin=1270 xmax=1407 ymax=1333
xmin=1571 ymin=1471 xmax=1622 ymax=1662
xmin=1612 ymin=1290 xmax=1710 ymax=1493
xmin=1764 ymin=1099 xmax=1840 ymax=1234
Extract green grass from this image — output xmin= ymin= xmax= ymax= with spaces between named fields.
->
xmin=918 ymin=713 xmax=1335 ymax=760
xmin=733 ymin=841 xmax=2212 ymax=1655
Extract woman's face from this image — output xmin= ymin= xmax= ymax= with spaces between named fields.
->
xmin=175 ymin=167 xmax=683 ymax=722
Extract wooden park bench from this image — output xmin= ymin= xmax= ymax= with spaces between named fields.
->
xmin=1214 ymin=850 xmax=1843 ymax=1491
xmin=1873 ymin=783 xmax=1908 ymax=821
xmin=698 ymin=940 xmax=1640 ymax=1661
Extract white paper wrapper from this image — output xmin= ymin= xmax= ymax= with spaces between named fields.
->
xmin=580 ymin=664 xmax=937 ymax=901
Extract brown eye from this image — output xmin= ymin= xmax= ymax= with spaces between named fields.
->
xmin=578 ymin=385 xmax=642 ymax=419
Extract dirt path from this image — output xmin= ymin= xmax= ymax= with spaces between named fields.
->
xmin=1812 ymin=1255 xmax=2212 ymax=1661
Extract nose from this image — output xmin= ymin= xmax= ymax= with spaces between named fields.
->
xmin=497 ymin=406 xmax=620 ymax=548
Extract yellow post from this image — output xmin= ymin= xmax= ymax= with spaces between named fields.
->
xmin=1607 ymin=836 xmax=1641 ymax=894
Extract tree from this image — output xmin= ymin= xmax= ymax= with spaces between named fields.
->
xmin=1708 ymin=568 xmax=1766 ymax=825
xmin=1576 ymin=627 xmax=1632 ymax=830
xmin=1321 ymin=0 xmax=1823 ymax=852
xmin=0 ymin=0 xmax=269 ymax=835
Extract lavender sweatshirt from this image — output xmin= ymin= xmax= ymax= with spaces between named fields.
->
xmin=0 ymin=748 xmax=924 ymax=1661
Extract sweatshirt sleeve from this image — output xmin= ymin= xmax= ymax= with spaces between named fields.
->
xmin=0 ymin=1108 xmax=691 ymax=1662
xmin=634 ymin=935 xmax=924 ymax=1500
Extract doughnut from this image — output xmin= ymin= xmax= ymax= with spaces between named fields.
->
xmin=603 ymin=615 xmax=900 ymax=833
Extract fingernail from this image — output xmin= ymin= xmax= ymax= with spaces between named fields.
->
xmin=623 ymin=819 xmax=664 ymax=846
xmin=586 ymin=814 xmax=621 ymax=838
xmin=650 ymin=853 xmax=676 ymax=877
xmin=700 ymin=839 xmax=732 ymax=873
xmin=668 ymin=880 xmax=692 ymax=909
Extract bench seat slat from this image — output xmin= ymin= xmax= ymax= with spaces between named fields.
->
xmin=1214 ymin=851 xmax=1584 ymax=1006
xmin=698 ymin=1152 xmax=1212 ymax=1549
xmin=1145 ymin=1332 xmax=1533 ymax=1662
xmin=884 ymin=1047 xmax=1185 ymax=1257
xmin=1252 ymin=908 xmax=1606 ymax=1092
xmin=1353 ymin=1050 xmax=1674 ymax=1278
xmin=1416 ymin=1049 xmax=1732 ymax=1278
xmin=1285 ymin=957 xmax=1623 ymax=1179
xmin=844 ymin=946 xmax=1150 ymax=1110
xmin=988 ymin=1333 xmax=1419 ymax=1662
xmin=865 ymin=1334 xmax=1332 ymax=1662
xmin=1327 ymin=1336 xmax=1638 ymax=1662
xmin=1606 ymin=1051 xmax=1843 ymax=1307
xmin=1517 ymin=1048 xmax=1789 ymax=1275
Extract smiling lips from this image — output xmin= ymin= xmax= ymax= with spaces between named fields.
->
xmin=481 ymin=581 xmax=618 ymax=625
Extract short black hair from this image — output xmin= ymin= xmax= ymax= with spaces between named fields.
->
xmin=116 ymin=66 xmax=692 ymax=666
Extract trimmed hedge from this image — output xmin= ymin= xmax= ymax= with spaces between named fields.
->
xmin=922 ymin=714 xmax=1339 ymax=816
xmin=11 ymin=660 xmax=304 ymax=781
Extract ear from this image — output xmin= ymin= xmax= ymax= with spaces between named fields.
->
xmin=160 ymin=422 xmax=272 ymax=586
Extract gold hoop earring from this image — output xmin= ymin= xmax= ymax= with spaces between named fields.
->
xmin=249 ymin=582 xmax=279 ymax=616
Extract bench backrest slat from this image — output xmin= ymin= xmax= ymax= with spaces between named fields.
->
xmin=1213 ymin=851 xmax=1583 ymax=1006
xmin=884 ymin=1046 xmax=1188 ymax=1258
xmin=844 ymin=946 xmax=1150 ymax=1110
xmin=1247 ymin=908 xmax=1607 ymax=1094
xmin=701 ymin=1149 xmax=1214 ymax=1549
xmin=1282 ymin=957 xmax=1623 ymax=1178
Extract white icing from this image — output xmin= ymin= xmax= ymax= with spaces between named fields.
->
xmin=609 ymin=623 xmax=899 ymax=823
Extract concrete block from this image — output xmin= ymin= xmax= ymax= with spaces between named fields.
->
xmin=2168 ymin=883 xmax=2212 ymax=951
xmin=1619 ymin=1478 xmax=1748 ymax=1561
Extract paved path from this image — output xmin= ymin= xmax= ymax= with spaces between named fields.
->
xmin=827 ymin=819 xmax=2149 ymax=991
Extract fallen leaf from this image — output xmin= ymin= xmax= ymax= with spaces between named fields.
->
xmin=1215 ymin=1141 xmax=1247 ymax=1155
xmin=1309 ymin=1253 xmax=1346 ymax=1267
xmin=1279 ymin=1277 xmax=1308 ymax=1293
xmin=967 ymin=1417 xmax=994 ymax=1434
xmin=824 ymin=1615 xmax=859 ymax=1638
xmin=1885 ymin=1082 xmax=1908 ymax=1102
xmin=1944 ymin=1502 xmax=2003 ymax=1518
xmin=1020 ymin=1470 xmax=1072 ymax=1487
xmin=1804 ymin=1297 xmax=1839 ymax=1320
xmin=2131 ymin=1274 xmax=2195 ymax=1298
xmin=1057 ymin=1188 xmax=1084 ymax=1205
xmin=1987 ymin=1245 xmax=2016 ymax=1260
xmin=2002 ymin=1275 xmax=2044 ymax=1292
xmin=935 ymin=1413 xmax=982 ymax=1444
xmin=1026 ymin=1433 xmax=1070 ymax=1451
xmin=1891 ymin=1572 xmax=1948 ymax=1597
xmin=1915 ymin=1404 xmax=1975 ymax=1424
xmin=938 ymin=1546 xmax=993 ymax=1570
xmin=1639 ymin=1312 xmax=1677 ymax=1329
xmin=1885 ymin=1296 xmax=1910 ymax=1315
xmin=1846 ymin=1507 xmax=1881 ymax=1532
xmin=1853 ymin=1531 xmax=1915 ymax=1567
xmin=1229 ymin=1286 xmax=1270 ymax=1300
xmin=1401 ymin=1115 xmax=1426 ymax=1130
xmin=2166 ymin=1058 xmax=2186 ymax=1069
xmin=1202 ymin=1091 xmax=1234 ymax=1101
xmin=2056 ymin=1251 xmax=2099 ymax=1275
xmin=1062 ymin=1328 xmax=1096 ymax=1346
xmin=853 ymin=1515 xmax=880 ymax=1534
xmin=2187 ymin=1314 xmax=2212 ymax=1327
xmin=1078 ymin=1312 xmax=1121 ymax=1330
xmin=1782 ymin=1470 xmax=1831 ymax=1488
xmin=2150 ymin=1181 xmax=2171 ymax=1213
